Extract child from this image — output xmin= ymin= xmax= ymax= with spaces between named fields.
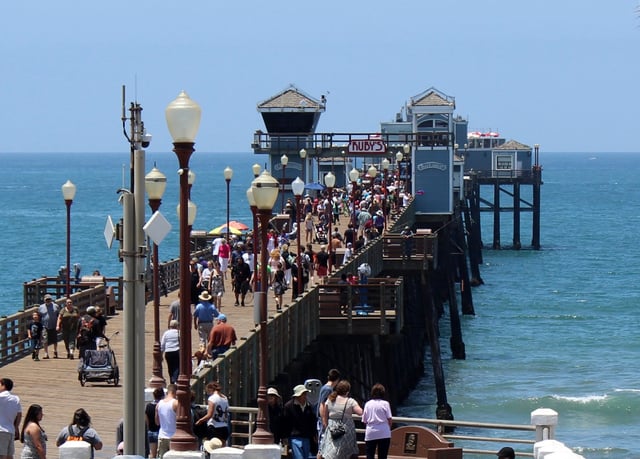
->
xmin=27 ymin=311 xmax=44 ymax=361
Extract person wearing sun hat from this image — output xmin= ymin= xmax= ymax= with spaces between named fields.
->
xmin=282 ymin=385 xmax=317 ymax=459
xmin=266 ymin=387 xmax=284 ymax=444
xmin=203 ymin=437 xmax=223 ymax=454
xmin=193 ymin=290 xmax=219 ymax=346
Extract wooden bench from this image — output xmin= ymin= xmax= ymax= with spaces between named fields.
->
xmin=359 ymin=425 xmax=462 ymax=459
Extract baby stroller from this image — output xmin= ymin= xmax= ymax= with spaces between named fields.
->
xmin=78 ymin=331 xmax=120 ymax=386
xmin=314 ymin=223 xmax=328 ymax=244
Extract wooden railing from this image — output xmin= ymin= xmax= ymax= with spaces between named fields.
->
xmin=0 ymin=284 xmax=110 ymax=366
xmin=190 ymin=288 xmax=319 ymax=408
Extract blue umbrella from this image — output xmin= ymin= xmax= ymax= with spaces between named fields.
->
xmin=304 ymin=182 xmax=325 ymax=191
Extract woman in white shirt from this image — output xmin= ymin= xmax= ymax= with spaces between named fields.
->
xmin=361 ymin=383 xmax=393 ymax=459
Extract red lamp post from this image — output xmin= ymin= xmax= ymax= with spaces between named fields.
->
xmin=250 ymin=171 xmax=279 ymax=445
xmin=291 ymin=176 xmax=305 ymax=297
xmin=324 ymin=172 xmax=335 ymax=272
xmin=280 ymin=154 xmax=288 ymax=213
xmin=61 ymin=180 xmax=76 ymax=298
xmin=349 ymin=168 xmax=359 ymax=227
xmin=145 ymin=166 xmax=167 ymax=389
xmin=224 ymin=167 xmax=233 ymax=241
xmin=165 ymin=90 xmax=201 ymax=451
xmin=381 ymin=158 xmax=390 ymax=231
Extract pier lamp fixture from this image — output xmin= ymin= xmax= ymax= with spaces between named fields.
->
xmin=367 ymin=165 xmax=377 ymax=192
xmin=403 ymin=143 xmax=411 ymax=191
xmin=349 ymin=168 xmax=360 ymax=227
xmin=61 ymin=180 xmax=77 ymax=297
xmin=224 ymin=167 xmax=233 ymax=241
xmin=324 ymin=172 xmax=336 ymax=272
xmin=299 ymin=148 xmax=307 ymax=183
xmin=291 ymin=177 xmax=305 ymax=298
xmin=395 ymin=151 xmax=403 ymax=186
xmin=145 ymin=166 xmax=167 ymax=389
xmin=165 ymin=90 xmax=201 ymax=451
xmin=252 ymin=163 xmax=262 ymax=178
xmin=251 ymin=170 xmax=279 ymax=445
xmin=246 ymin=187 xmax=258 ymax=281
xmin=280 ymin=154 xmax=288 ymax=212
xmin=381 ymin=158 xmax=390 ymax=230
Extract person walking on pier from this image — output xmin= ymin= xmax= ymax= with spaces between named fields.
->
xmin=27 ymin=312 xmax=43 ymax=361
xmin=194 ymin=381 xmax=230 ymax=443
xmin=56 ymin=299 xmax=79 ymax=359
xmin=38 ymin=295 xmax=60 ymax=359
xmin=161 ymin=320 xmax=180 ymax=384
xmin=193 ymin=291 xmax=219 ymax=346
xmin=282 ymin=385 xmax=317 ymax=459
xmin=19 ymin=404 xmax=46 ymax=459
xmin=231 ymin=257 xmax=251 ymax=307
xmin=155 ymin=384 xmax=178 ymax=459
xmin=0 ymin=378 xmax=22 ymax=459
xmin=206 ymin=314 xmax=237 ymax=359
xmin=318 ymin=380 xmax=362 ymax=459
xmin=362 ymin=383 xmax=392 ymax=459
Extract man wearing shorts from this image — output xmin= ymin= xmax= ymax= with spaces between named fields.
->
xmin=0 ymin=378 xmax=22 ymax=459
xmin=38 ymin=294 xmax=60 ymax=358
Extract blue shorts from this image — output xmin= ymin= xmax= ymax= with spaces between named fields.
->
xmin=147 ymin=431 xmax=159 ymax=443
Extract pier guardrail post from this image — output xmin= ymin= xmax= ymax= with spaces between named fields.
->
xmin=530 ymin=408 xmax=558 ymax=442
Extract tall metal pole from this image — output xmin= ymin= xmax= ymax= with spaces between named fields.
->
xmin=226 ymin=177 xmax=231 ymax=242
xmin=253 ymin=210 xmax=274 ymax=444
xmin=148 ymin=197 xmax=165 ymax=389
xmin=295 ymin=194 xmax=302 ymax=297
xmin=170 ymin=143 xmax=198 ymax=451
xmin=65 ymin=200 xmax=72 ymax=297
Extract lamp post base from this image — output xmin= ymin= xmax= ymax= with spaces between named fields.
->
xmin=149 ymin=341 xmax=166 ymax=389
xmin=170 ymin=376 xmax=199 ymax=451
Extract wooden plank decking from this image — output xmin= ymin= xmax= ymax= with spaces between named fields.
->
xmin=8 ymin=281 xmax=262 ymax=459
xmin=6 ymin=210 xmax=412 ymax=459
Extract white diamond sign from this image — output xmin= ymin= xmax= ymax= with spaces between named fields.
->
xmin=144 ymin=211 xmax=172 ymax=245
xmin=104 ymin=215 xmax=115 ymax=249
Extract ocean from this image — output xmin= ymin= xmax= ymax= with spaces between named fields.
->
xmin=397 ymin=152 xmax=640 ymax=458
xmin=1 ymin=151 xmax=637 ymax=457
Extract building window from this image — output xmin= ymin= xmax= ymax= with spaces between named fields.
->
xmin=496 ymin=155 xmax=513 ymax=170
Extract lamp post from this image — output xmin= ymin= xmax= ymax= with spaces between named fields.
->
xmin=250 ymin=164 xmax=261 ymax=277
xmin=251 ymin=170 xmax=279 ymax=445
xmin=396 ymin=151 xmax=403 ymax=187
xmin=291 ymin=177 xmax=305 ymax=298
xmin=224 ymin=167 xmax=233 ymax=241
xmin=299 ymin=148 xmax=307 ymax=184
xmin=403 ymin=143 xmax=411 ymax=191
xmin=280 ymin=154 xmax=288 ymax=212
xmin=145 ymin=166 xmax=167 ymax=389
xmin=165 ymin=90 xmax=201 ymax=451
xmin=367 ymin=165 xmax=377 ymax=192
xmin=323 ymin=172 xmax=335 ymax=272
xmin=381 ymin=158 xmax=390 ymax=231
xmin=349 ymin=168 xmax=359 ymax=227
xmin=61 ymin=180 xmax=77 ymax=297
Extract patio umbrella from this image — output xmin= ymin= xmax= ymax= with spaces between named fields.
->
xmin=304 ymin=182 xmax=325 ymax=191
xmin=228 ymin=220 xmax=249 ymax=230
xmin=208 ymin=224 xmax=244 ymax=236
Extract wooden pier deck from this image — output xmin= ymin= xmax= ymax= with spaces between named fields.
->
xmin=9 ymin=279 xmax=266 ymax=459
xmin=7 ymin=214 xmax=358 ymax=459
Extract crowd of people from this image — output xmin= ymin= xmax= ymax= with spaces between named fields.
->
xmin=26 ymin=296 xmax=109 ymax=362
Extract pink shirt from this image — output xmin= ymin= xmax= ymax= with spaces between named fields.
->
xmin=218 ymin=243 xmax=230 ymax=259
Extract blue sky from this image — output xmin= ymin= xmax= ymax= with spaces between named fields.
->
xmin=3 ymin=1 xmax=639 ymax=154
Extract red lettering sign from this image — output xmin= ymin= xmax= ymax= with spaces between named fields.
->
xmin=348 ymin=140 xmax=387 ymax=155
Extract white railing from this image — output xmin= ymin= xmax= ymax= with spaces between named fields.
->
xmin=223 ymin=407 xmax=583 ymax=458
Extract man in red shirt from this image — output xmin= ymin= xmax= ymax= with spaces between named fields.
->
xmin=206 ymin=314 xmax=237 ymax=359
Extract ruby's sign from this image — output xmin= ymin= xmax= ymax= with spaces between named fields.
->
xmin=348 ymin=139 xmax=387 ymax=155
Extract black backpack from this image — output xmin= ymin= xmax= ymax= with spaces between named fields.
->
xmin=76 ymin=316 xmax=95 ymax=347
xmin=191 ymin=404 xmax=208 ymax=439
